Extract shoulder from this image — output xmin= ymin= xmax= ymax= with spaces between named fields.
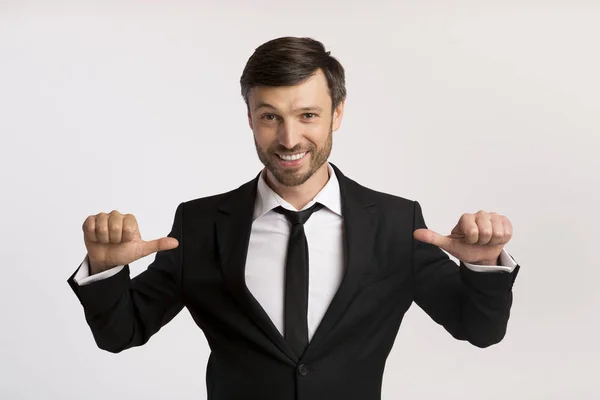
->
xmin=340 ymin=172 xmax=416 ymax=211
xmin=183 ymin=189 xmax=235 ymax=210
xmin=177 ymin=175 xmax=258 ymax=217
xmin=340 ymin=174 xmax=421 ymax=236
xmin=331 ymin=163 xmax=417 ymax=211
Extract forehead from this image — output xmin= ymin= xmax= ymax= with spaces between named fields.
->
xmin=248 ymin=69 xmax=331 ymax=110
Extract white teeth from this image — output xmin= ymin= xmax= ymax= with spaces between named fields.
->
xmin=279 ymin=152 xmax=306 ymax=161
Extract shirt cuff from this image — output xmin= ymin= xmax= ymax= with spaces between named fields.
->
xmin=461 ymin=248 xmax=517 ymax=273
xmin=73 ymin=255 xmax=125 ymax=286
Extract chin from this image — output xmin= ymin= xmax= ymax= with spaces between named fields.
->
xmin=270 ymin=166 xmax=313 ymax=187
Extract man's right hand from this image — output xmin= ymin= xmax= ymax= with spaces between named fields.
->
xmin=82 ymin=210 xmax=179 ymax=275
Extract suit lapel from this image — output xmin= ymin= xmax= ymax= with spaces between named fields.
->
xmin=215 ymin=174 xmax=299 ymax=364
xmin=215 ymin=164 xmax=378 ymax=364
xmin=302 ymin=163 xmax=378 ymax=361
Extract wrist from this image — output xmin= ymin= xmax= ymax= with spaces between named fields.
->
xmin=470 ymin=258 xmax=499 ymax=266
xmin=88 ymin=257 xmax=112 ymax=275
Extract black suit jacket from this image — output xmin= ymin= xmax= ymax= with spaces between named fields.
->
xmin=68 ymin=163 xmax=520 ymax=400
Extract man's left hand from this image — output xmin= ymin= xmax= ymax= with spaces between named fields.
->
xmin=413 ymin=210 xmax=513 ymax=266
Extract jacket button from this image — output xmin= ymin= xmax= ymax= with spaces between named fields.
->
xmin=297 ymin=364 xmax=308 ymax=376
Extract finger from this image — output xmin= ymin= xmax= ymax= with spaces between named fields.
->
xmin=141 ymin=237 xmax=180 ymax=258
xmin=458 ymin=214 xmax=479 ymax=244
xmin=488 ymin=213 xmax=505 ymax=245
xmin=82 ymin=215 xmax=98 ymax=242
xmin=121 ymin=214 xmax=138 ymax=242
xmin=413 ymin=228 xmax=452 ymax=250
xmin=95 ymin=213 xmax=110 ymax=244
xmin=502 ymin=217 xmax=513 ymax=242
xmin=108 ymin=210 xmax=123 ymax=244
xmin=475 ymin=211 xmax=493 ymax=245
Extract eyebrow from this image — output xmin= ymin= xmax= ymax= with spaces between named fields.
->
xmin=253 ymin=102 xmax=324 ymax=113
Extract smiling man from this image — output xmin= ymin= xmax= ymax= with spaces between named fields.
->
xmin=248 ymin=66 xmax=342 ymax=209
xmin=68 ymin=36 xmax=520 ymax=400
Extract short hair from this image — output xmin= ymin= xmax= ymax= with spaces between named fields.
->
xmin=240 ymin=36 xmax=346 ymax=112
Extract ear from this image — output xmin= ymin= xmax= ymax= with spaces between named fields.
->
xmin=247 ymin=109 xmax=253 ymax=130
xmin=331 ymin=99 xmax=345 ymax=132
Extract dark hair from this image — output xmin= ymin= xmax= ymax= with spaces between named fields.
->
xmin=240 ymin=36 xmax=346 ymax=112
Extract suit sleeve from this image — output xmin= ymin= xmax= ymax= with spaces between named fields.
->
xmin=71 ymin=257 xmax=125 ymax=285
xmin=411 ymin=201 xmax=520 ymax=348
xmin=67 ymin=202 xmax=186 ymax=353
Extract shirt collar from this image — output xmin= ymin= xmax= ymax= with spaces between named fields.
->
xmin=254 ymin=163 xmax=342 ymax=220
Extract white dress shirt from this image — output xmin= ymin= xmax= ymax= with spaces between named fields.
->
xmin=73 ymin=163 xmax=518 ymax=341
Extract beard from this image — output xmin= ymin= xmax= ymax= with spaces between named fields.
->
xmin=254 ymin=125 xmax=333 ymax=187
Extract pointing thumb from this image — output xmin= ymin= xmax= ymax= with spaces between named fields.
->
xmin=413 ymin=228 xmax=450 ymax=250
xmin=141 ymin=237 xmax=179 ymax=258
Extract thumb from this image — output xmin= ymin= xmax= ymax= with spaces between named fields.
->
xmin=140 ymin=237 xmax=180 ymax=258
xmin=413 ymin=228 xmax=451 ymax=250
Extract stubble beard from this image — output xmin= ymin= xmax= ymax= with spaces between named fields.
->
xmin=255 ymin=126 xmax=333 ymax=187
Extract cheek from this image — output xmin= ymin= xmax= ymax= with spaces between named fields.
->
xmin=252 ymin=125 xmax=276 ymax=147
xmin=305 ymin=123 xmax=330 ymax=142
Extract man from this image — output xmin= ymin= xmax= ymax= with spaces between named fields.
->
xmin=68 ymin=36 xmax=520 ymax=400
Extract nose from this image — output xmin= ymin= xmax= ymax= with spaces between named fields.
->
xmin=277 ymin=120 xmax=302 ymax=150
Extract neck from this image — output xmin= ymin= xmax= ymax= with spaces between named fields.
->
xmin=264 ymin=163 xmax=330 ymax=210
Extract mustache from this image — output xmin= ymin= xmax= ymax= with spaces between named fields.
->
xmin=269 ymin=145 xmax=313 ymax=154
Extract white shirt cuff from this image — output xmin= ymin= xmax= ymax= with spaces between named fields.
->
xmin=462 ymin=248 xmax=517 ymax=273
xmin=73 ymin=255 xmax=125 ymax=286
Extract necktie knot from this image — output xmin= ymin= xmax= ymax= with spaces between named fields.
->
xmin=274 ymin=202 xmax=324 ymax=225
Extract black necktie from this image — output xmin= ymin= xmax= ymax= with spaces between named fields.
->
xmin=273 ymin=202 xmax=324 ymax=357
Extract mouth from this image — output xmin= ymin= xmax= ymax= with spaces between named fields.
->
xmin=277 ymin=152 xmax=307 ymax=161
xmin=275 ymin=151 xmax=308 ymax=167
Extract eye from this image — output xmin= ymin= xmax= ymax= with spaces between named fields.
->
xmin=261 ymin=113 xmax=279 ymax=121
xmin=302 ymin=113 xmax=317 ymax=119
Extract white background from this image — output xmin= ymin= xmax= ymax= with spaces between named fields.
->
xmin=1 ymin=1 xmax=599 ymax=398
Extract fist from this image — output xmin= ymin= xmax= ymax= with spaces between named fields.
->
xmin=413 ymin=210 xmax=513 ymax=265
xmin=82 ymin=210 xmax=179 ymax=274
